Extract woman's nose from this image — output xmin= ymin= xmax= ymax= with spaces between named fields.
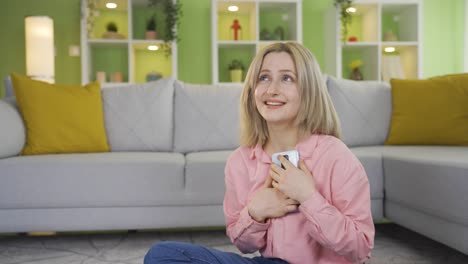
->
xmin=266 ymin=79 xmax=280 ymax=94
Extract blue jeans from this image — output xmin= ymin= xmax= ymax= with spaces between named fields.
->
xmin=144 ymin=241 xmax=289 ymax=264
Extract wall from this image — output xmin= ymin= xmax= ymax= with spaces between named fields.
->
xmin=423 ymin=0 xmax=465 ymax=77
xmin=0 ymin=0 xmax=82 ymax=97
xmin=0 ymin=0 xmax=465 ymax=97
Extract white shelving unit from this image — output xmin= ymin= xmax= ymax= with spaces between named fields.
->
xmin=80 ymin=0 xmax=177 ymax=85
xmin=324 ymin=0 xmax=422 ymax=81
xmin=212 ymin=0 xmax=302 ymax=84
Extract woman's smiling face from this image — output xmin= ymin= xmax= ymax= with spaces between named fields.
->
xmin=254 ymin=51 xmax=300 ymax=127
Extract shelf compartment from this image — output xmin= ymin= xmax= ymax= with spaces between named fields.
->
xmin=90 ymin=45 xmax=129 ymax=83
xmin=131 ymin=2 xmax=170 ymax=40
xmin=259 ymin=2 xmax=298 ymax=41
xmin=132 ymin=42 xmax=172 ymax=83
xmin=342 ymin=44 xmax=379 ymax=80
xmin=346 ymin=4 xmax=378 ymax=42
xmin=381 ymin=4 xmax=418 ymax=42
xmin=381 ymin=44 xmax=418 ymax=81
xmin=218 ymin=44 xmax=255 ymax=83
xmin=90 ymin=0 xmax=129 ymax=40
xmin=217 ymin=1 xmax=256 ymax=41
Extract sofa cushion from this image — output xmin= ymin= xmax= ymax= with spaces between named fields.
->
xmin=10 ymin=73 xmax=109 ymax=155
xmin=174 ymin=81 xmax=242 ymax=153
xmin=326 ymin=76 xmax=392 ymax=147
xmin=351 ymin=146 xmax=387 ymax=221
xmin=350 ymin=146 xmax=385 ymax=200
xmin=185 ymin=151 xmax=232 ymax=202
xmin=0 ymin=98 xmax=25 ymax=158
xmin=383 ymin=146 xmax=468 ymax=226
xmin=385 ymin=77 xmax=468 ymax=146
xmin=101 ymin=78 xmax=175 ymax=152
xmin=0 ymin=152 xmax=186 ymax=209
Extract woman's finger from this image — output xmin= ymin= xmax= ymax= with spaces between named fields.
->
xmin=285 ymin=204 xmax=298 ymax=213
xmin=286 ymin=198 xmax=300 ymax=205
xmin=298 ymin=160 xmax=311 ymax=175
xmin=263 ymin=174 xmax=273 ymax=188
xmin=271 ymin=163 xmax=283 ymax=174
xmin=272 ymin=180 xmax=279 ymax=189
xmin=270 ymin=168 xmax=280 ymax=182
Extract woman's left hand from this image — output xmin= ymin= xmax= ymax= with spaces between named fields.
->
xmin=270 ymin=156 xmax=316 ymax=203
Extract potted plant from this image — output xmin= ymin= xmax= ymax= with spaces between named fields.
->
xmin=146 ymin=15 xmax=157 ymax=40
xmin=148 ymin=0 xmax=183 ymax=55
xmin=349 ymin=59 xmax=363 ymax=80
xmin=334 ymin=0 xmax=354 ymax=43
xmin=102 ymin=22 xmax=124 ymax=39
xmin=228 ymin=59 xmax=245 ymax=83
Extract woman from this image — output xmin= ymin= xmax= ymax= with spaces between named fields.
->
xmin=145 ymin=42 xmax=374 ymax=264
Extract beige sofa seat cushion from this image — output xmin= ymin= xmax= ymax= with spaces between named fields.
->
xmin=0 ymin=152 xmax=186 ymax=209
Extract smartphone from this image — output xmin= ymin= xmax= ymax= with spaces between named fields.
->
xmin=272 ymin=150 xmax=299 ymax=169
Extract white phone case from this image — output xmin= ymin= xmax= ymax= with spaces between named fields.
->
xmin=272 ymin=150 xmax=299 ymax=168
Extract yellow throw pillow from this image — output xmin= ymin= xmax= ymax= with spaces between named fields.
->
xmin=385 ymin=76 xmax=468 ymax=145
xmin=11 ymin=73 xmax=110 ymax=155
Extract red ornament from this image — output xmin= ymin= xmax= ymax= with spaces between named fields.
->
xmin=230 ymin=19 xmax=242 ymax=41
xmin=348 ymin=36 xmax=358 ymax=42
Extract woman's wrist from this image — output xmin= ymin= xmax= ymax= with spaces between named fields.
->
xmin=248 ymin=206 xmax=266 ymax=223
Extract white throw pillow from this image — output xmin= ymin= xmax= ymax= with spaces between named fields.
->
xmin=174 ymin=81 xmax=242 ymax=153
xmin=101 ymin=78 xmax=175 ymax=151
xmin=326 ymin=76 xmax=392 ymax=147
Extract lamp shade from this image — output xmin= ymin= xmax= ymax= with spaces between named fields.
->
xmin=25 ymin=16 xmax=54 ymax=83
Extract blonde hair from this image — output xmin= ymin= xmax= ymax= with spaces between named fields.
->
xmin=239 ymin=42 xmax=341 ymax=147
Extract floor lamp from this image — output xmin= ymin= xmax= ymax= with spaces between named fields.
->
xmin=25 ymin=16 xmax=55 ymax=83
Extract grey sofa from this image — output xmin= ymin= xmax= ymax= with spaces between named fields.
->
xmin=0 ymin=76 xmax=467 ymax=255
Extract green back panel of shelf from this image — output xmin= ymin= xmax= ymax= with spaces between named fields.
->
xmin=218 ymin=13 xmax=253 ymax=41
xmin=259 ymin=9 xmax=290 ymax=41
xmin=218 ymin=46 xmax=255 ymax=83
xmin=91 ymin=46 xmax=129 ymax=82
xmin=132 ymin=6 xmax=168 ymax=40
xmin=382 ymin=14 xmax=399 ymax=41
xmin=92 ymin=10 xmax=129 ymax=39
xmin=134 ymin=48 xmax=172 ymax=83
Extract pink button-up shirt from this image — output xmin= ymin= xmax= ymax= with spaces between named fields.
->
xmin=223 ymin=134 xmax=374 ymax=264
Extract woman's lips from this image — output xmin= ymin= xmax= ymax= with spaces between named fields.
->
xmin=265 ymin=100 xmax=285 ymax=109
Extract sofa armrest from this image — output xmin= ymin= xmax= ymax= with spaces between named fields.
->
xmin=0 ymin=98 xmax=25 ymax=158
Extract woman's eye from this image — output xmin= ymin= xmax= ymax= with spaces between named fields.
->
xmin=258 ymin=75 xmax=269 ymax=82
xmin=283 ymin=75 xmax=294 ymax=82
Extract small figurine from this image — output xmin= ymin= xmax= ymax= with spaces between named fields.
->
xmin=230 ymin=19 xmax=242 ymax=41
xmin=348 ymin=36 xmax=358 ymax=42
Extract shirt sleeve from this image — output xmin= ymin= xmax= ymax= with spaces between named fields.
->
xmin=298 ymin=150 xmax=375 ymax=263
xmin=223 ymin=151 xmax=270 ymax=254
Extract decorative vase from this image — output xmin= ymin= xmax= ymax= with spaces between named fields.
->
xmin=96 ymin=71 xmax=106 ymax=83
xmin=146 ymin=71 xmax=162 ymax=82
xmin=111 ymin=72 xmax=123 ymax=82
xmin=384 ymin=30 xmax=398 ymax=41
xmin=230 ymin=69 xmax=243 ymax=82
xmin=145 ymin=31 xmax=157 ymax=40
xmin=350 ymin=68 xmax=363 ymax=81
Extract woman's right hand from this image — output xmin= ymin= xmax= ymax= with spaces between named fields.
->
xmin=247 ymin=175 xmax=299 ymax=223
